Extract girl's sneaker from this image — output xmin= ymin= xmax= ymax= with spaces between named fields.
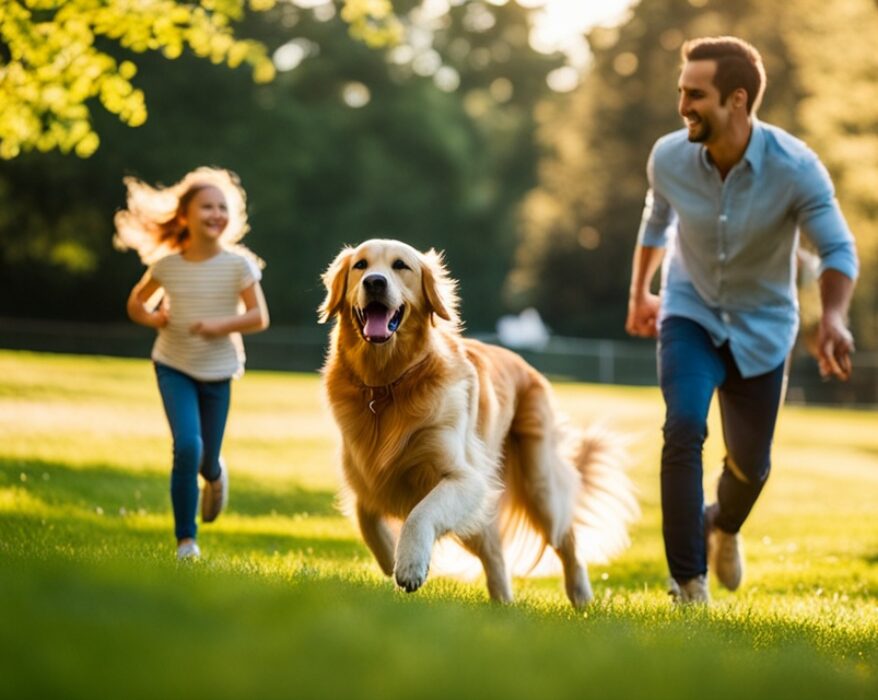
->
xmin=202 ymin=460 xmax=229 ymax=523
xmin=176 ymin=540 xmax=201 ymax=561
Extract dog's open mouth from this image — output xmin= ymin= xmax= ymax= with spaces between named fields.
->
xmin=355 ymin=302 xmax=405 ymax=344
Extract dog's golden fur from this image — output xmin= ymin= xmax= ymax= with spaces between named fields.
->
xmin=319 ymin=239 xmax=638 ymax=606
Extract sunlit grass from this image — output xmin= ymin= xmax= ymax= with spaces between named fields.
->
xmin=0 ymin=350 xmax=876 ymax=699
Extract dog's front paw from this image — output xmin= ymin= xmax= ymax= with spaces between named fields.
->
xmin=394 ymin=539 xmax=431 ymax=593
xmin=394 ymin=555 xmax=430 ymax=593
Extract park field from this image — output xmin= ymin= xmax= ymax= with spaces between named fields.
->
xmin=0 ymin=349 xmax=876 ymax=699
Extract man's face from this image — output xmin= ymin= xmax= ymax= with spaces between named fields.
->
xmin=677 ymin=60 xmax=731 ymax=144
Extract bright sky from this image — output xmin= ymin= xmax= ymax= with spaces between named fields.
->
xmin=278 ymin=1 xmax=639 ymax=95
xmin=500 ymin=0 xmax=637 ymax=91
xmin=519 ymin=0 xmax=635 ymax=35
xmin=520 ymin=0 xmax=637 ymax=66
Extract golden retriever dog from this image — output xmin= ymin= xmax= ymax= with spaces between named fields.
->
xmin=318 ymin=239 xmax=638 ymax=607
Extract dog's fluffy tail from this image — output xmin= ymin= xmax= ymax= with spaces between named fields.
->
xmin=565 ymin=426 xmax=640 ymax=564
xmin=493 ymin=425 xmax=639 ymax=576
xmin=431 ymin=426 xmax=639 ymax=579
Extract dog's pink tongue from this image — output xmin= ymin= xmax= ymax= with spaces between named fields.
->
xmin=364 ymin=308 xmax=391 ymax=339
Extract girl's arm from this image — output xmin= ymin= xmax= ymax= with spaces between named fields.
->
xmin=190 ymin=281 xmax=270 ymax=338
xmin=127 ymin=273 xmax=168 ymax=329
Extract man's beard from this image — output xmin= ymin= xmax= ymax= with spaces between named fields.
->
xmin=687 ymin=117 xmax=711 ymax=143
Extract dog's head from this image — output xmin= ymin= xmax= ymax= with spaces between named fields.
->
xmin=318 ymin=239 xmax=458 ymax=345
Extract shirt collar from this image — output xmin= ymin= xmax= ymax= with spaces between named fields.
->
xmin=743 ymin=118 xmax=765 ymax=174
xmin=698 ymin=118 xmax=765 ymax=175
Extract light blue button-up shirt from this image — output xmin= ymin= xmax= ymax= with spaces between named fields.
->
xmin=637 ymin=120 xmax=859 ymax=377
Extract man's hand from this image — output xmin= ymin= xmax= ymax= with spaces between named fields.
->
xmin=816 ymin=311 xmax=854 ymax=381
xmin=626 ymin=292 xmax=661 ymax=338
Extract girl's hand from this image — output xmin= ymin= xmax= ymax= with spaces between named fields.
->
xmin=151 ymin=307 xmax=169 ymax=329
xmin=189 ymin=320 xmax=224 ymax=338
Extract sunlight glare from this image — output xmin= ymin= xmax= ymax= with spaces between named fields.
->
xmin=529 ymin=0 xmax=635 ymax=68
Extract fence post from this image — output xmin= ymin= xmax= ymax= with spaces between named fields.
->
xmin=598 ymin=339 xmax=614 ymax=384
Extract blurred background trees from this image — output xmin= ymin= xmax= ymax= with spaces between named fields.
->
xmin=0 ymin=0 xmax=279 ymax=159
xmin=510 ymin=0 xmax=878 ymax=348
xmin=1 ymin=0 xmax=875 ymax=350
xmin=0 ymin=0 xmax=560 ymax=329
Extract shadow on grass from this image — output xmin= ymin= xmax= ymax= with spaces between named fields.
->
xmin=1 ymin=543 xmax=875 ymax=700
xmin=210 ymin=528 xmax=366 ymax=560
xmin=0 ymin=457 xmax=339 ymax=518
xmin=0 ymin=456 xmax=361 ymax=564
xmin=0 ymin=509 xmax=366 ymax=563
xmin=0 ymin=457 xmax=664 ymax=588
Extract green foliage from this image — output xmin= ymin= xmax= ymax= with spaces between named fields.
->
xmin=1 ymin=350 xmax=877 ymax=699
xmin=6 ymin=0 xmax=874 ymax=346
xmin=340 ymin=0 xmax=404 ymax=47
xmin=0 ymin=0 xmax=280 ymax=159
xmin=0 ymin=0 xmax=560 ymax=329
xmin=0 ymin=0 xmax=439 ymax=160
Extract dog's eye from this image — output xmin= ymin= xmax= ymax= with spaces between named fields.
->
xmin=353 ymin=260 xmax=367 ymax=270
xmin=392 ymin=259 xmax=410 ymax=271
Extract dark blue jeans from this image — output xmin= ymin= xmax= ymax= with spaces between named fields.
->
xmin=658 ymin=316 xmax=786 ymax=582
xmin=154 ymin=362 xmax=231 ymax=541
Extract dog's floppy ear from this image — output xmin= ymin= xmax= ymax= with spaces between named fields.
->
xmin=318 ymin=247 xmax=354 ymax=323
xmin=420 ymin=248 xmax=458 ymax=323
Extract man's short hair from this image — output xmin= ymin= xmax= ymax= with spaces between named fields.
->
xmin=682 ymin=36 xmax=766 ymax=114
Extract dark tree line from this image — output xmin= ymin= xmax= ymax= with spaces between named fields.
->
xmin=2 ymin=0 xmax=875 ymax=351
xmin=0 ymin=0 xmax=560 ymax=331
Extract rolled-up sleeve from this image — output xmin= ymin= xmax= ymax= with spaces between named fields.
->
xmin=637 ymin=146 xmax=677 ymax=248
xmin=796 ymin=154 xmax=859 ymax=280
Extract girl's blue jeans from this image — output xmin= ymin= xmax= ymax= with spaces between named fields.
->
xmin=658 ymin=316 xmax=786 ymax=582
xmin=154 ymin=362 xmax=230 ymax=541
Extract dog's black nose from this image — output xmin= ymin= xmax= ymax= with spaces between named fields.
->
xmin=363 ymin=274 xmax=387 ymax=294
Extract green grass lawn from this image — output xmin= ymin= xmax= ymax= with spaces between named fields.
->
xmin=1 ymin=349 xmax=876 ymax=699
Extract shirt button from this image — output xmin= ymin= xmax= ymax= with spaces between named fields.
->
xmin=721 ymin=311 xmax=731 ymax=324
xmin=718 ymin=252 xmax=727 ymax=262
xmin=719 ymin=214 xmax=728 ymax=223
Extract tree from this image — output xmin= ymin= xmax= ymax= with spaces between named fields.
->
xmin=0 ymin=0 xmax=561 ymax=331
xmin=0 ymin=0 xmax=404 ymax=159
xmin=781 ymin=0 xmax=878 ymax=349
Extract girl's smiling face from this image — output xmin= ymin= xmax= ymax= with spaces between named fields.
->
xmin=181 ymin=185 xmax=229 ymax=243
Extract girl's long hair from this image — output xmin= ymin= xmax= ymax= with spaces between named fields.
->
xmin=113 ymin=167 xmax=261 ymax=266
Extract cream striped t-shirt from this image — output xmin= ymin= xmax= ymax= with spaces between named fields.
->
xmin=148 ymin=250 xmax=261 ymax=381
